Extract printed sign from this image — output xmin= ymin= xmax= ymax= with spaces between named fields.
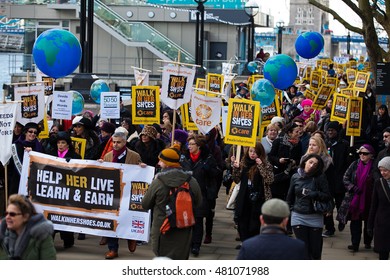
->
xmin=330 ymin=93 xmax=350 ymax=123
xmin=260 ymin=97 xmax=281 ymax=126
xmin=19 ymin=152 xmax=154 ymax=241
xmin=353 ymin=71 xmax=370 ymax=93
xmin=207 ymin=73 xmax=224 ymax=94
xmin=0 ymin=102 xmax=18 ymax=165
xmin=101 ymin=92 xmax=120 ymax=120
xmin=131 ymin=86 xmax=160 ymax=124
xmin=310 ymin=71 xmax=321 ymax=91
xmin=346 ymin=96 xmax=363 ymax=137
xmin=224 ymin=98 xmax=260 ymax=147
xmin=52 ymin=91 xmax=72 ymax=120
xmin=182 ymin=102 xmax=198 ymax=131
xmin=190 ymin=91 xmax=221 ymax=134
xmin=312 ymin=85 xmax=334 ymax=110
xmin=71 ymin=137 xmax=86 ymax=159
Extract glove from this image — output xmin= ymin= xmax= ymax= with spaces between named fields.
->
xmin=367 ymin=228 xmax=373 ymax=237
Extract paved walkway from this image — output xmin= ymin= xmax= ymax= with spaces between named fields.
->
xmin=55 ymin=187 xmax=378 ymax=260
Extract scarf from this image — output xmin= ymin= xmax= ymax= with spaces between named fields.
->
xmin=112 ymin=146 xmax=127 ymax=163
xmin=350 ymin=160 xmax=372 ymax=220
xmin=288 ymin=137 xmax=300 ymax=145
xmin=190 ymin=151 xmax=201 ymax=163
xmin=57 ymin=148 xmax=69 ymax=159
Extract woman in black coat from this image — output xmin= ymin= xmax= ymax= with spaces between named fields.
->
xmin=50 ymin=131 xmax=81 ymax=248
xmin=368 ymin=157 xmax=390 ymax=260
xmin=181 ymin=134 xmax=218 ymax=257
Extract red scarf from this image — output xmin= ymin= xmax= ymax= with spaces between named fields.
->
xmin=112 ymin=146 xmax=126 ymax=163
xmin=190 ymin=151 xmax=200 ymax=163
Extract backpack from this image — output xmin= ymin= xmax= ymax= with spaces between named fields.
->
xmin=159 ymin=176 xmax=195 ymax=234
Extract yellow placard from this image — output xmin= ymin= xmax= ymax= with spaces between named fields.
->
xmin=71 ymin=137 xmax=86 ymax=159
xmin=310 ymin=71 xmax=322 ymax=91
xmin=260 ymin=96 xmax=281 ymax=126
xmin=207 ymin=73 xmax=224 ymax=94
xmin=224 ymin=98 xmax=260 ymax=147
xmin=196 ymin=78 xmax=206 ymax=89
xmin=346 ymin=96 xmax=363 ymax=137
xmin=353 ymin=71 xmax=370 ymax=93
xmin=131 ymin=86 xmax=160 ymax=125
xmin=330 ymin=93 xmax=350 ymax=123
xmin=312 ymin=85 xmax=334 ymax=110
xmin=340 ymin=88 xmax=354 ymax=97
xmin=326 ymin=77 xmax=338 ymax=88
xmin=183 ymin=102 xmax=198 ymax=131
xmin=346 ymin=69 xmax=356 ymax=84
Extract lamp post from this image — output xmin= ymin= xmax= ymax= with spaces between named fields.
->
xmin=194 ymin=0 xmax=208 ymax=74
xmin=244 ymin=0 xmax=259 ymax=62
xmin=276 ymin=21 xmax=285 ymax=54
xmin=347 ymin=31 xmax=351 ymax=55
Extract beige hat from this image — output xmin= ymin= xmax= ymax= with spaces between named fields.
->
xmin=261 ymin=198 xmax=290 ymax=218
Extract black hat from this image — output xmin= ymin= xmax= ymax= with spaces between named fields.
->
xmin=23 ymin=122 xmax=40 ymax=134
xmin=56 ymin=131 xmax=72 ymax=146
xmin=73 ymin=117 xmax=92 ymax=129
xmin=327 ymin=121 xmax=340 ymax=132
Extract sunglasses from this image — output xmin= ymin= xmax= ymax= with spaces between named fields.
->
xmin=358 ymin=152 xmax=370 ymax=156
xmin=5 ymin=211 xmax=22 ymax=217
xmin=27 ymin=130 xmax=38 ymax=135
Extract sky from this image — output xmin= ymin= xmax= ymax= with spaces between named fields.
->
xmin=257 ymin=0 xmax=362 ymax=35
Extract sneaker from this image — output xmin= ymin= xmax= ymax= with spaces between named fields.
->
xmin=322 ymin=230 xmax=335 ymax=238
xmin=338 ymin=223 xmax=345 ymax=232
xmin=203 ymin=235 xmax=212 ymax=244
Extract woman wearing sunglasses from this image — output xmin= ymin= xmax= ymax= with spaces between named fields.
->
xmin=0 ymin=194 xmax=56 ymax=259
xmin=8 ymin=122 xmax=43 ymax=196
xmin=341 ymin=144 xmax=375 ymax=252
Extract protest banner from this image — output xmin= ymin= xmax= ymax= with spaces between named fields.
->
xmin=14 ymin=84 xmax=45 ymax=126
xmin=131 ymin=86 xmax=160 ymax=124
xmin=353 ymin=71 xmax=370 ymax=93
xmin=196 ymin=78 xmax=206 ymax=89
xmin=346 ymin=69 xmax=356 ymax=84
xmin=310 ymin=71 xmax=322 ymax=91
xmin=260 ymin=97 xmax=281 ymax=126
xmin=312 ymin=85 xmax=334 ymax=110
xmin=340 ymin=88 xmax=354 ymax=97
xmin=71 ymin=137 xmax=86 ymax=159
xmin=101 ymin=92 xmax=120 ymax=120
xmin=326 ymin=77 xmax=338 ymax=88
xmin=346 ymin=96 xmax=363 ymax=137
xmin=207 ymin=73 xmax=224 ymax=94
xmin=52 ymin=91 xmax=72 ymax=120
xmin=224 ymin=98 xmax=260 ymax=147
xmin=133 ymin=68 xmax=150 ymax=86
xmin=330 ymin=93 xmax=350 ymax=123
xmin=191 ymin=90 xmax=221 ymax=135
xmin=0 ymin=102 xmax=18 ymax=165
xmin=19 ymin=151 xmax=155 ymax=241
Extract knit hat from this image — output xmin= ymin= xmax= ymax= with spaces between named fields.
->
xmin=100 ymin=122 xmax=116 ymax=134
xmin=56 ymin=131 xmax=72 ymax=146
xmin=158 ymin=144 xmax=181 ymax=167
xmin=261 ymin=198 xmax=290 ymax=218
xmin=301 ymin=99 xmax=313 ymax=107
xmin=271 ymin=116 xmax=285 ymax=126
xmin=327 ymin=121 xmax=340 ymax=132
xmin=378 ymin=157 xmax=390 ymax=170
xmin=172 ymin=129 xmax=189 ymax=145
xmin=139 ymin=125 xmax=157 ymax=140
xmin=357 ymin=144 xmax=375 ymax=155
xmin=73 ymin=117 xmax=92 ymax=129
xmin=23 ymin=122 xmax=40 ymax=134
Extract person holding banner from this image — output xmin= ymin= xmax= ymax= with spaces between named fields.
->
xmin=99 ymin=131 xmax=144 ymax=259
xmin=49 ymin=131 xmax=81 ymax=249
xmin=0 ymin=194 xmax=56 ymax=260
xmin=8 ymin=122 xmax=44 ymax=196
xmin=71 ymin=117 xmax=100 ymax=161
xmin=134 ymin=125 xmax=165 ymax=168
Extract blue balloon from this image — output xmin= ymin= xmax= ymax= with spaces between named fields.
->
xmin=32 ymin=29 xmax=82 ymax=79
xmin=251 ymin=79 xmax=275 ymax=108
xmin=70 ymin=90 xmax=84 ymax=115
xmin=357 ymin=63 xmax=365 ymax=71
xmin=90 ymin=79 xmax=110 ymax=104
xmin=295 ymin=31 xmax=324 ymax=59
xmin=247 ymin=61 xmax=258 ymax=73
xmin=263 ymin=54 xmax=297 ymax=90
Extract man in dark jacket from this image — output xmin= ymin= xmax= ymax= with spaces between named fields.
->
xmin=237 ymin=198 xmax=307 ymax=260
xmin=372 ymin=127 xmax=390 ymax=180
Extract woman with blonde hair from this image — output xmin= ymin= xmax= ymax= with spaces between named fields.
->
xmin=261 ymin=123 xmax=280 ymax=155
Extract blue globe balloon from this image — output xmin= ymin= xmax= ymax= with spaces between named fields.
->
xmin=263 ymin=54 xmax=297 ymax=90
xmin=247 ymin=61 xmax=258 ymax=73
xmin=357 ymin=63 xmax=365 ymax=71
xmin=251 ymin=79 xmax=275 ymax=108
xmin=70 ymin=90 xmax=84 ymax=115
xmin=295 ymin=31 xmax=324 ymax=59
xmin=90 ymin=79 xmax=110 ymax=104
xmin=32 ymin=29 xmax=82 ymax=79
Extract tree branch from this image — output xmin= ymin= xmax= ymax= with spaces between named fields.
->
xmin=308 ymin=0 xmax=363 ymax=34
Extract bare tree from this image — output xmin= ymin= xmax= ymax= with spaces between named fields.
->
xmin=308 ymin=0 xmax=390 ymax=83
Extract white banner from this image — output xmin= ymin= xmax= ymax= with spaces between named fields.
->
xmin=14 ymin=85 xmax=45 ymax=126
xmin=160 ymin=64 xmax=196 ymax=110
xmin=19 ymin=151 xmax=155 ymax=241
xmin=101 ymin=92 xmax=120 ymax=119
xmin=134 ymin=69 xmax=150 ymax=86
xmin=52 ymin=91 xmax=72 ymax=120
xmin=221 ymin=106 xmax=228 ymax=138
xmin=0 ymin=102 xmax=18 ymax=165
xmin=190 ymin=91 xmax=221 ymax=135
xmin=223 ymin=74 xmax=235 ymax=102
xmin=222 ymin=62 xmax=235 ymax=75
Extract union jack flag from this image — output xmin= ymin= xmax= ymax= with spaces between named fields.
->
xmin=132 ymin=219 xmax=144 ymax=229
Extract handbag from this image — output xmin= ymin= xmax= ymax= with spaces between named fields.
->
xmin=312 ymin=177 xmax=334 ymax=214
xmin=336 ymin=191 xmax=353 ymax=224
xmin=226 ymin=182 xmax=240 ymax=210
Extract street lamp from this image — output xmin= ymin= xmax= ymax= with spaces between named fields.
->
xmin=276 ymin=21 xmax=285 ymax=54
xmin=244 ymin=0 xmax=259 ymax=62
xmin=194 ymin=0 xmax=208 ymax=75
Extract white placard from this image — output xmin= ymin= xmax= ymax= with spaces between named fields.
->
xmin=101 ymin=92 xmax=120 ymax=119
xmin=52 ymin=91 xmax=72 ymax=120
